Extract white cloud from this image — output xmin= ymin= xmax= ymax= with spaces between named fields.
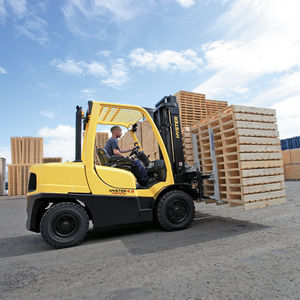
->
xmin=38 ymin=125 xmax=75 ymax=162
xmin=194 ymin=0 xmax=300 ymax=98
xmin=62 ymin=0 xmax=139 ymax=39
xmin=0 ymin=65 xmax=6 ymax=74
xmin=101 ymin=58 xmax=129 ymax=88
xmin=15 ymin=15 xmax=48 ymax=45
xmin=0 ymin=0 xmax=7 ymax=21
xmin=272 ymin=97 xmax=300 ymax=139
xmin=51 ymin=59 xmax=84 ymax=75
xmin=97 ymin=50 xmax=111 ymax=57
xmin=80 ymin=88 xmax=95 ymax=94
xmin=51 ymin=59 xmax=108 ymax=76
xmin=86 ymin=61 xmax=108 ymax=76
xmin=251 ymin=71 xmax=300 ymax=106
xmin=39 ymin=125 xmax=74 ymax=139
xmin=80 ymin=88 xmax=96 ymax=99
xmin=0 ymin=0 xmax=49 ymax=45
xmin=129 ymin=48 xmax=202 ymax=72
xmin=6 ymin=0 xmax=27 ymax=18
xmin=40 ymin=110 xmax=55 ymax=119
xmin=175 ymin=0 xmax=195 ymax=8
xmin=52 ymin=57 xmax=128 ymax=88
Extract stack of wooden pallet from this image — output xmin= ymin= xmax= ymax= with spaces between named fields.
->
xmin=174 ymin=91 xmax=228 ymax=128
xmin=282 ymin=148 xmax=300 ymax=180
xmin=43 ymin=157 xmax=63 ymax=163
xmin=119 ymin=121 xmax=160 ymax=161
xmin=119 ymin=91 xmax=227 ymax=162
xmin=141 ymin=121 xmax=159 ymax=161
xmin=182 ymin=127 xmax=194 ymax=166
xmin=8 ymin=137 xmax=43 ymax=196
xmin=188 ymin=105 xmax=286 ymax=210
xmin=0 ymin=158 xmax=6 ymax=195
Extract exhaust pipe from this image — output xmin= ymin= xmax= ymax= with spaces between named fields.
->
xmin=75 ymin=106 xmax=82 ymax=162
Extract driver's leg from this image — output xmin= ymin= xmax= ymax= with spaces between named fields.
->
xmin=131 ymin=160 xmax=149 ymax=186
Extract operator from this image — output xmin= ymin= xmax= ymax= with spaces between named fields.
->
xmin=104 ymin=126 xmax=150 ymax=186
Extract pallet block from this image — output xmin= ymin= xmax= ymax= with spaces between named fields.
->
xmin=190 ymin=105 xmax=286 ymax=210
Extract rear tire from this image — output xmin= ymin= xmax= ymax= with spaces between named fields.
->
xmin=156 ymin=190 xmax=195 ymax=231
xmin=40 ymin=202 xmax=89 ymax=248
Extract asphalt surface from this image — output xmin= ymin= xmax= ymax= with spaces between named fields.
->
xmin=0 ymin=182 xmax=300 ymax=299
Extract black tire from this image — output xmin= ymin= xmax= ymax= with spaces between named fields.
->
xmin=40 ymin=202 xmax=89 ymax=248
xmin=156 ymin=190 xmax=195 ymax=231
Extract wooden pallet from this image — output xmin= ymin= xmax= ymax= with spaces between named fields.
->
xmin=43 ymin=157 xmax=63 ymax=163
xmin=8 ymin=164 xmax=31 ymax=196
xmin=175 ymin=91 xmax=228 ymax=128
xmin=190 ymin=105 xmax=286 ymax=210
xmin=11 ymin=137 xmax=43 ymax=165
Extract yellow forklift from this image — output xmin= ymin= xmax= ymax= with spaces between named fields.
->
xmin=26 ymin=96 xmax=214 ymax=248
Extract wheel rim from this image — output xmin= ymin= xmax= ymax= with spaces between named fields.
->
xmin=166 ymin=200 xmax=189 ymax=224
xmin=52 ymin=213 xmax=80 ymax=237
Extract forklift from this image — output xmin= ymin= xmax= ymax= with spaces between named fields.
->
xmin=26 ymin=96 xmax=220 ymax=248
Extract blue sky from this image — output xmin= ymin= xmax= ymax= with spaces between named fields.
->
xmin=1 ymin=0 xmax=300 ymax=163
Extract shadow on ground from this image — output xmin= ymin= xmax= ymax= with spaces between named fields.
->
xmin=86 ymin=212 xmax=268 ymax=255
xmin=0 ymin=212 xmax=268 ymax=258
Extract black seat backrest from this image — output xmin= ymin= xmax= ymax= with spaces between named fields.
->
xmin=96 ymin=148 xmax=111 ymax=166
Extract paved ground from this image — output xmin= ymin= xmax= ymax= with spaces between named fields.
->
xmin=0 ymin=182 xmax=300 ymax=299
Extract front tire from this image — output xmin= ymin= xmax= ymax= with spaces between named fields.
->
xmin=156 ymin=190 xmax=195 ymax=231
xmin=40 ymin=202 xmax=89 ymax=248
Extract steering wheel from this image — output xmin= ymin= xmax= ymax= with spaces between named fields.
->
xmin=129 ymin=143 xmax=140 ymax=157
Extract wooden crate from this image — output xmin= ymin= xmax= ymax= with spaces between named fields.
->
xmin=282 ymin=150 xmax=291 ymax=165
xmin=191 ymin=105 xmax=286 ymax=210
xmin=290 ymin=148 xmax=300 ymax=164
xmin=284 ymin=164 xmax=300 ymax=180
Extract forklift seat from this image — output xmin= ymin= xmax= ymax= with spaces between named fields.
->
xmin=96 ymin=148 xmax=111 ymax=166
xmin=96 ymin=148 xmax=132 ymax=172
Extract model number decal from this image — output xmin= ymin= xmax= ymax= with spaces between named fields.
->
xmin=109 ymin=189 xmax=134 ymax=195
xmin=174 ymin=116 xmax=180 ymax=139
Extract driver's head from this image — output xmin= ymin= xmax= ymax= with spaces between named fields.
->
xmin=111 ymin=126 xmax=122 ymax=138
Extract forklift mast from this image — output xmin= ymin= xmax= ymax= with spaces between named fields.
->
xmin=153 ymin=95 xmax=186 ymax=183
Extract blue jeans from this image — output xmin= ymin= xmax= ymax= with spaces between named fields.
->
xmin=131 ymin=160 xmax=149 ymax=185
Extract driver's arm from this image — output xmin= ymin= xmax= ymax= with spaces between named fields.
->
xmin=113 ymin=148 xmax=123 ymax=156
xmin=119 ymin=147 xmax=134 ymax=154
xmin=113 ymin=147 xmax=133 ymax=156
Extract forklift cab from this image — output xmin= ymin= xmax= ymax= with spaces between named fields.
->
xmin=80 ymin=101 xmax=174 ymax=193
